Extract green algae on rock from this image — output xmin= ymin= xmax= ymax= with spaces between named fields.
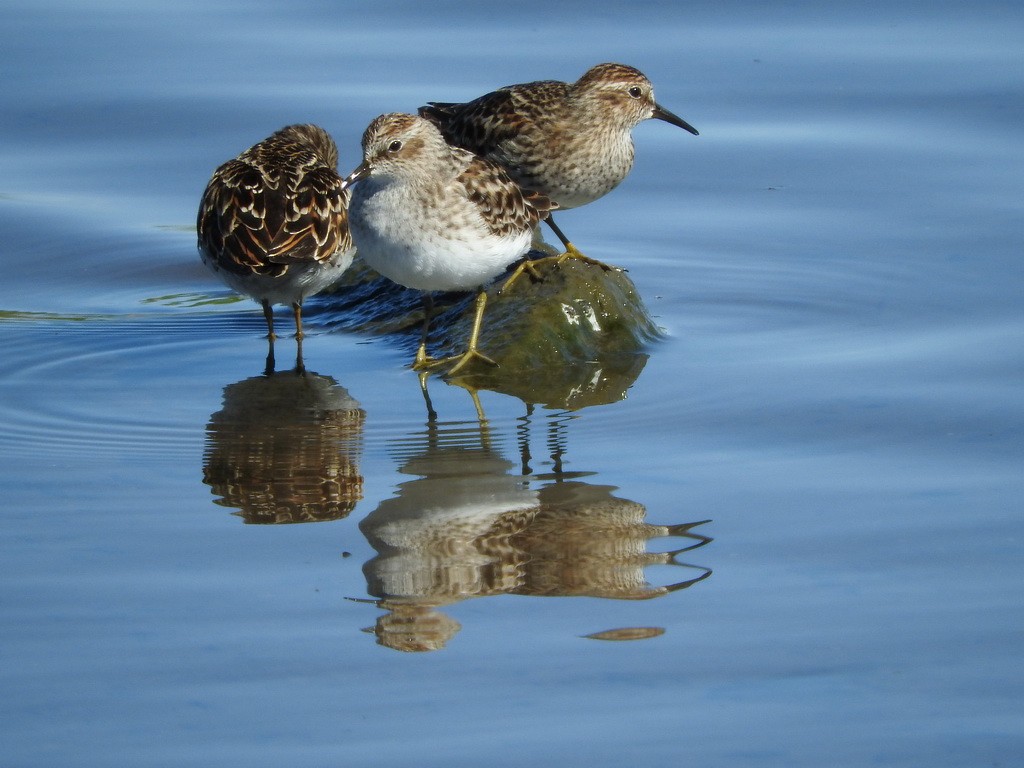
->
xmin=321 ymin=253 xmax=661 ymax=408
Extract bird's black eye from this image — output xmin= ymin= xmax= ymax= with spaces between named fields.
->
xmin=628 ymin=86 xmax=643 ymax=98
xmin=388 ymin=140 xmax=403 ymax=152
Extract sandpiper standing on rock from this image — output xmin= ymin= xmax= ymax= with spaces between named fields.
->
xmin=198 ymin=124 xmax=354 ymax=340
xmin=419 ymin=62 xmax=698 ymax=264
xmin=341 ymin=113 xmax=555 ymax=374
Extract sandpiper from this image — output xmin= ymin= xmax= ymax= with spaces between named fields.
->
xmin=419 ymin=62 xmax=698 ymax=263
xmin=341 ymin=113 xmax=555 ymax=374
xmin=197 ymin=124 xmax=354 ymax=339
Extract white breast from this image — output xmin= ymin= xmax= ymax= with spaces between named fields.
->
xmin=349 ymin=178 xmax=533 ymax=292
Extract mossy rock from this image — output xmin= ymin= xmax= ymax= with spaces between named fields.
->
xmin=320 ymin=252 xmax=661 ymax=409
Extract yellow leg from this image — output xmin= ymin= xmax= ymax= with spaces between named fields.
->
xmin=412 ymin=341 xmax=433 ymax=370
xmin=557 ymin=242 xmax=611 ymax=268
xmin=447 ymin=291 xmax=498 ymax=375
xmin=292 ymin=302 xmax=304 ymax=339
xmin=262 ymin=300 xmax=277 ymax=340
xmin=411 ymin=294 xmax=444 ymax=371
xmin=544 ymin=216 xmax=618 ymax=272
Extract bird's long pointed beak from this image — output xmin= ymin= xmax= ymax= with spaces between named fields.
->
xmin=652 ymin=103 xmax=699 ymax=136
xmin=341 ymin=161 xmax=371 ymax=191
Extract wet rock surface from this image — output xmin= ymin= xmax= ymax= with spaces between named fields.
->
xmin=319 ymin=251 xmax=662 ymax=409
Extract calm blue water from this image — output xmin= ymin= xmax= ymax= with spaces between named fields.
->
xmin=2 ymin=1 xmax=1022 ymax=766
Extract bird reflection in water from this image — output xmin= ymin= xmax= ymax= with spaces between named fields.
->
xmin=202 ymin=339 xmax=365 ymax=523
xmin=354 ymin=391 xmax=711 ymax=652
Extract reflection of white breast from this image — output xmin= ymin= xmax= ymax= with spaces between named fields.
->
xmin=365 ymin=474 xmax=539 ymax=551
xmin=361 ymin=471 xmax=539 ymax=600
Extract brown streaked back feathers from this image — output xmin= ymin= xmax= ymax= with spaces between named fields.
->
xmin=197 ymin=124 xmax=351 ymax=277
xmin=421 ymin=83 xmax=557 ymax=153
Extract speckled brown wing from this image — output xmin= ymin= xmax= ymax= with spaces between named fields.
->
xmin=420 ymin=80 xmax=568 ymax=153
xmin=421 ymin=90 xmax=528 ymax=156
xmin=197 ymin=128 xmax=351 ymax=278
xmin=420 ymin=81 xmax=569 ymax=196
xmin=453 ymin=150 xmax=557 ymax=239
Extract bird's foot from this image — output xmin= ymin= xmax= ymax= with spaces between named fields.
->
xmin=411 ymin=344 xmax=446 ymax=371
xmin=513 ymin=242 xmax=622 ymax=276
xmin=498 ymin=258 xmax=545 ymax=294
xmin=551 ymin=242 xmax=619 ymax=272
xmin=445 ymin=347 xmax=498 ymax=376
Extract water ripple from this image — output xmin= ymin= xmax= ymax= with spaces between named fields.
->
xmin=0 ymin=316 xmax=232 ymax=460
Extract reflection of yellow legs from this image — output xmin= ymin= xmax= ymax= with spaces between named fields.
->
xmin=417 ymin=371 xmax=438 ymax=422
xmin=293 ymin=334 xmax=305 ymax=374
xmin=418 ymin=370 xmax=489 ymax=425
xmin=449 ymin=379 xmax=488 ymax=424
xmin=411 ymin=291 xmax=497 ymax=375
xmin=263 ymin=334 xmax=276 ymax=375
xmin=466 ymin=385 xmax=487 ymax=423
xmin=263 ymin=309 xmax=306 ymax=375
